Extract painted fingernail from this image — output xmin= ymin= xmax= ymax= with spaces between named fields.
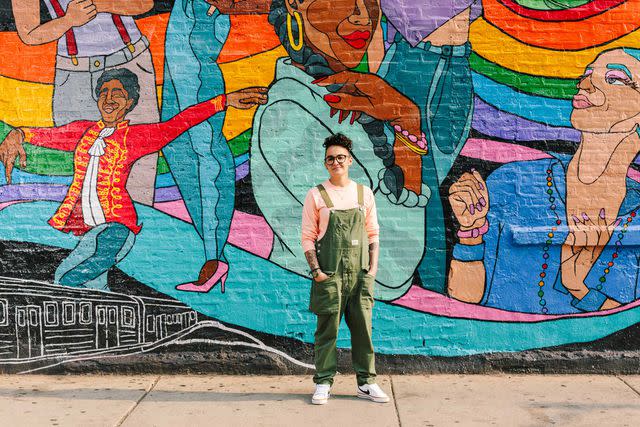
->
xmin=615 ymin=218 xmax=622 ymax=227
xmin=572 ymin=215 xmax=581 ymax=224
xmin=469 ymin=204 xmax=475 ymax=215
xmin=599 ymin=208 xmax=606 ymax=219
xmin=476 ymin=203 xmax=483 ymax=212
xmin=349 ymin=112 xmax=357 ymax=125
xmin=471 ymin=168 xmax=476 ymax=172
xmin=338 ymin=110 xmax=348 ymax=124
xmin=330 ymin=108 xmax=338 ymax=118
xmin=312 ymin=76 xmax=328 ymax=84
xmin=324 ymin=94 xmax=341 ymax=103
xmin=582 ymin=212 xmax=590 ymax=221
xmin=478 ymin=182 xmax=484 ymax=190
xmin=479 ymin=197 xmax=486 ymax=207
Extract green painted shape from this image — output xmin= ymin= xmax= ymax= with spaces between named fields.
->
xmin=0 ymin=121 xmax=13 ymax=142
xmin=157 ymin=155 xmax=170 ymax=175
xmin=351 ymin=52 xmax=370 ymax=73
xmin=20 ymin=144 xmax=74 ymax=176
xmin=470 ymin=53 xmax=578 ymax=99
xmin=513 ymin=0 xmax=591 ymax=10
xmin=228 ymin=129 xmax=252 ymax=156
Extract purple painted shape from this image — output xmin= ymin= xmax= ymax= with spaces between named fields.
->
xmin=472 ymin=97 xmax=581 ymax=143
xmin=154 ymin=186 xmax=182 ymax=203
xmin=0 ymin=184 xmax=67 ymax=203
xmin=381 ymin=0 xmax=482 ymax=46
xmin=235 ymin=161 xmax=249 ymax=181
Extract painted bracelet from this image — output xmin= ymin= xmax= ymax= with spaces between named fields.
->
xmin=457 ymin=220 xmax=489 ymax=239
xmin=393 ymin=124 xmax=428 ymax=155
xmin=452 ymin=242 xmax=485 ymax=262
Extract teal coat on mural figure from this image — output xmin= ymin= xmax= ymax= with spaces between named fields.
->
xmin=251 ymin=37 xmax=474 ymax=300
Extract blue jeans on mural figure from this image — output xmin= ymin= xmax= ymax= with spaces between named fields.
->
xmin=161 ymin=0 xmax=234 ymax=287
xmin=383 ymin=38 xmax=474 ymax=293
xmin=55 ymin=223 xmax=135 ymax=290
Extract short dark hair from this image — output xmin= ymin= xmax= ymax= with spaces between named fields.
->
xmin=95 ymin=69 xmax=140 ymax=112
xmin=323 ymin=133 xmax=353 ymax=153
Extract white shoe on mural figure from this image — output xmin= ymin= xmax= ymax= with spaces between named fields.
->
xmin=311 ymin=384 xmax=331 ymax=405
xmin=357 ymin=383 xmax=390 ymax=403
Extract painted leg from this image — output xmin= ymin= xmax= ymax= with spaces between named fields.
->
xmin=56 ymin=223 xmax=134 ymax=289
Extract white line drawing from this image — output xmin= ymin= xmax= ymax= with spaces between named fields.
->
xmin=0 ymin=276 xmax=314 ymax=373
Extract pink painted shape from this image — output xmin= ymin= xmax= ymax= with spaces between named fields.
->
xmin=153 ymin=201 xmax=273 ymax=259
xmin=461 ymin=138 xmax=552 ymax=163
xmin=393 ymin=285 xmax=640 ymax=322
xmin=154 ymin=200 xmax=193 ymax=223
xmin=0 ymin=200 xmax=26 ymax=212
xmin=627 ymin=167 xmax=640 ymax=183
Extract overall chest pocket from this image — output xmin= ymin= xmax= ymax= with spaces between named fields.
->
xmin=309 ymin=274 xmax=340 ymax=315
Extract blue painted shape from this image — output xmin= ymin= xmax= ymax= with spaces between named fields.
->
xmin=1 ymin=201 xmax=640 ymax=356
xmin=472 ymin=72 xmax=573 ymax=127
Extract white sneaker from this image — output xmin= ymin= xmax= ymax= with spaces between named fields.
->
xmin=312 ymin=384 xmax=331 ymax=405
xmin=357 ymin=383 xmax=390 ymax=403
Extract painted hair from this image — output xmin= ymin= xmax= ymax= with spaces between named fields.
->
xmin=94 ymin=68 xmax=141 ymax=112
xmin=323 ymin=133 xmax=353 ymax=152
xmin=268 ymin=0 xmax=332 ymax=78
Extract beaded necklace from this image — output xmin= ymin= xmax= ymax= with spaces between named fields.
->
xmin=538 ymin=166 xmax=636 ymax=313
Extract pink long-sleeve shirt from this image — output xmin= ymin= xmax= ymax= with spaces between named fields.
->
xmin=301 ymin=180 xmax=380 ymax=253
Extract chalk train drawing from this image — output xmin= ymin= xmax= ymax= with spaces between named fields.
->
xmin=0 ymin=277 xmax=313 ymax=374
xmin=2 ymin=0 xmax=640 ymax=369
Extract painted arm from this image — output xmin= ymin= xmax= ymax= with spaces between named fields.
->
xmin=12 ymin=0 xmax=97 ymax=46
xmin=446 ymin=170 xmax=489 ymax=303
xmin=204 ymin=0 xmax=272 ymax=14
xmin=128 ymin=87 xmax=268 ymax=158
xmin=22 ymin=121 xmax=93 ymax=151
xmin=126 ymin=95 xmax=228 ymax=158
xmin=92 ymin=0 xmax=153 ymax=15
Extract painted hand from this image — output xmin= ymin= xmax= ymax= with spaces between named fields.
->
xmin=65 ymin=0 xmax=98 ymax=27
xmin=378 ymin=169 xmax=429 ymax=207
xmin=314 ymin=71 xmax=420 ymax=131
xmin=0 ymin=129 xmax=27 ymax=184
xmin=561 ymin=209 xmax=620 ymax=302
xmin=226 ymin=87 xmax=268 ymax=110
xmin=449 ymin=170 xmax=489 ymax=231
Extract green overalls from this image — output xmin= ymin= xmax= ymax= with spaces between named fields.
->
xmin=309 ymin=183 xmax=376 ymax=386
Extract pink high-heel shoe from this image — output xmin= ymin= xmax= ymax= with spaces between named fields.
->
xmin=176 ymin=261 xmax=228 ymax=293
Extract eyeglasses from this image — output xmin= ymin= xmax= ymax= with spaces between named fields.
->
xmin=325 ymin=155 xmax=349 ymax=165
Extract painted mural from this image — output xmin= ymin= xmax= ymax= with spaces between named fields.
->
xmin=1 ymin=0 xmax=640 ymax=372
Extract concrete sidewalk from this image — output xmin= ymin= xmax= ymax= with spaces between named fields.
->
xmin=1 ymin=374 xmax=639 ymax=427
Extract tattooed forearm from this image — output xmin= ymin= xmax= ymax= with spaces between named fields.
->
xmin=368 ymin=242 xmax=379 ymax=272
xmin=305 ymin=250 xmax=320 ymax=271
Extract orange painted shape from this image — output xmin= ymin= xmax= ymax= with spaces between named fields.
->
xmin=136 ymin=13 xmax=169 ymax=85
xmin=218 ymin=15 xmax=282 ymax=64
xmin=0 ymin=33 xmax=56 ymax=83
xmin=483 ymin=0 xmax=640 ymax=51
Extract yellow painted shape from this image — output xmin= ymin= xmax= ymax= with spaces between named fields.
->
xmin=470 ymin=18 xmax=640 ymax=79
xmin=0 ymin=76 xmax=53 ymax=127
xmin=220 ymin=46 xmax=287 ymax=140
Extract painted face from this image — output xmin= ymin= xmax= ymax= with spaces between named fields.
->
xmin=290 ymin=0 xmax=380 ymax=69
xmin=571 ymin=49 xmax=640 ymax=133
xmin=324 ymin=145 xmax=353 ymax=178
xmin=97 ymin=80 xmax=133 ymax=125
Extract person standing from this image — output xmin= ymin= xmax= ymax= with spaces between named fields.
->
xmin=12 ymin=0 xmax=160 ymax=206
xmin=301 ymin=133 xmax=389 ymax=405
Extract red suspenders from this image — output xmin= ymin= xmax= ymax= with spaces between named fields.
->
xmin=48 ymin=0 xmax=136 ymax=65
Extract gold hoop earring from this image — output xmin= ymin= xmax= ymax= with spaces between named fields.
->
xmin=287 ymin=11 xmax=304 ymax=52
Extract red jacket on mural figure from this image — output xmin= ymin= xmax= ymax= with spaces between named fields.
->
xmin=0 ymin=69 xmax=268 ymax=237
xmin=21 ymin=99 xmax=228 ymax=236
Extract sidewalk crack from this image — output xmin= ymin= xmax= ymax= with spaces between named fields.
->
xmin=114 ymin=375 xmax=161 ymax=427
xmin=617 ymin=376 xmax=640 ymax=399
xmin=390 ymin=375 xmax=402 ymax=427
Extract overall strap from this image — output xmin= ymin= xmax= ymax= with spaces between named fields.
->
xmin=317 ymin=184 xmax=334 ymax=208
xmin=357 ymin=184 xmax=364 ymax=207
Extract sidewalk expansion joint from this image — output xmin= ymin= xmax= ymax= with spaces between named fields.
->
xmin=390 ymin=375 xmax=402 ymax=427
xmin=114 ymin=375 xmax=161 ymax=427
xmin=617 ymin=376 xmax=640 ymax=399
